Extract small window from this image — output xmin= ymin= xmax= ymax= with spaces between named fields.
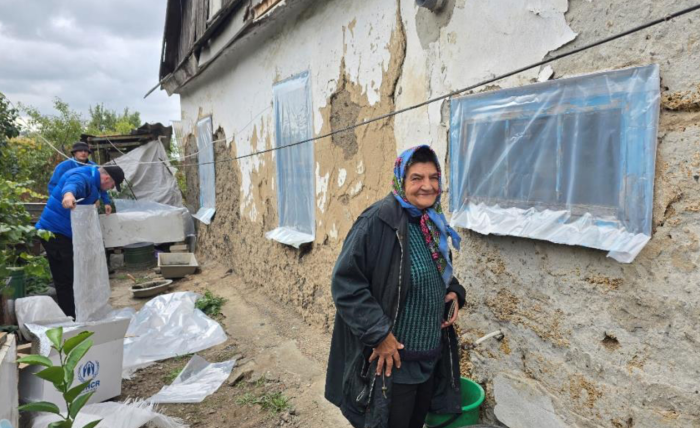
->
xmin=265 ymin=71 xmax=315 ymax=248
xmin=449 ymin=65 xmax=660 ymax=262
xmin=193 ymin=116 xmax=216 ymax=224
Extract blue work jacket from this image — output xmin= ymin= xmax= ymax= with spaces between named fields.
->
xmin=36 ymin=166 xmax=104 ymax=239
xmin=48 ymin=158 xmax=111 ymax=205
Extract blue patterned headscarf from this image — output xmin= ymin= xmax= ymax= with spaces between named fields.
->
xmin=392 ymin=145 xmax=461 ymax=286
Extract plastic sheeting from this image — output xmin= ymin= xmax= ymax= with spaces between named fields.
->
xmin=14 ymin=296 xmax=72 ymax=340
xmin=109 ymin=141 xmax=183 ymax=207
xmin=100 ymin=200 xmax=194 ymax=248
xmin=449 ymin=65 xmax=660 ymax=263
xmin=31 ymin=399 xmax=186 ymax=428
xmin=72 ymin=205 xmax=113 ymax=321
xmin=149 ymin=355 xmax=235 ymax=403
xmin=194 ymin=116 xmax=216 ymax=224
xmin=266 ymin=71 xmax=315 ymax=248
xmin=122 ymin=292 xmax=227 ymax=378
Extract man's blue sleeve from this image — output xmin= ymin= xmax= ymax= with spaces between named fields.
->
xmin=100 ymin=190 xmax=111 ymax=205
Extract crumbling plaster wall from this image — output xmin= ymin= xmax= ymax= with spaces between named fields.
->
xmin=174 ymin=0 xmax=700 ymax=425
xmin=454 ymin=1 xmax=700 ymax=427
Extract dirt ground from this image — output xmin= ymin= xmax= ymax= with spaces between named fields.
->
xmin=109 ymin=261 xmax=352 ymax=428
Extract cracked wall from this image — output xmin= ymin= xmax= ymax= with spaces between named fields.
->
xmin=455 ymin=1 xmax=700 ymax=427
xmin=174 ymin=0 xmax=699 ymax=426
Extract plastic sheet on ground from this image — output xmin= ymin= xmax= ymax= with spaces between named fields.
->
xmin=149 ymin=355 xmax=235 ymax=404
xmin=449 ymin=65 xmax=660 ymax=263
xmin=108 ymin=141 xmax=184 ymax=207
xmin=14 ymin=296 xmax=72 ymax=341
xmin=72 ymin=205 xmax=113 ymax=321
xmin=122 ymin=292 xmax=227 ymax=378
xmin=101 ymin=200 xmax=194 ymax=248
xmin=266 ymin=71 xmax=315 ymax=247
xmin=31 ymin=399 xmax=187 ymax=428
xmin=194 ymin=116 xmax=216 ymax=224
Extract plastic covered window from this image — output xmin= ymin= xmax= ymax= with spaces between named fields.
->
xmin=449 ymin=65 xmax=660 ymax=263
xmin=194 ymin=116 xmax=216 ymax=224
xmin=265 ymin=71 xmax=315 ymax=248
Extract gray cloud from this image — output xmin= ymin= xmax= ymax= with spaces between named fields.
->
xmin=0 ymin=0 xmax=179 ymax=126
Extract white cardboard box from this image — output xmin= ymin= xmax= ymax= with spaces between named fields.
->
xmin=0 ymin=334 xmax=19 ymax=426
xmin=19 ymin=317 xmax=130 ymax=410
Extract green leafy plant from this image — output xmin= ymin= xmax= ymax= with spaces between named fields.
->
xmin=17 ymin=327 xmax=101 ymax=428
xmin=195 ymin=290 xmax=227 ymax=317
xmin=164 ymin=367 xmax=184 ymax=384
xmin=0 ymin=179 xmax=53 ymax=289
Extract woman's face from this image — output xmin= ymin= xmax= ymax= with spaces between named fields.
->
xmin=404 ymin=161 xmax=439 ymax=210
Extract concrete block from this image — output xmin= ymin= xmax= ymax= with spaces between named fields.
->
xmin=494 ymin=374 xmax=568 ymax=428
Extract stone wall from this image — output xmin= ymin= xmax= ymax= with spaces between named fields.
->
xmin=175 ymin=0 xmax=700 ymax=425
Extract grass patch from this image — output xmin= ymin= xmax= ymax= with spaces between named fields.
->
xmin=173 ymin=353 xmax=194 ymax=362
xmin=195 ymin=290 xmax=227 ymax=316
xmin=236 ymin=391 xmax=291 ymax=414
xmin=114 ymin=273 xmax=128 ymax=281
xmin=164 ymin=367 xmax=183 ymax=383
xmin=236 ymin=392 xmax=258 ymax=406
xmin=258 ymin=392 xmax=291 ymax=413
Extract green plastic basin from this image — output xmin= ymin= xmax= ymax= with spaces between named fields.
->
xmin=425 ymin=377 xmax=485 ymax=428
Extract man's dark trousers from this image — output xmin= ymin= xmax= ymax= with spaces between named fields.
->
xmin=42 ymin=233 xmax=75 ymax=318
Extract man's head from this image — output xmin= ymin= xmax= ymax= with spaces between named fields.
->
xmin=70 ymin=142 xmax=92 ymax=163
xmin=98 ymin=165 xmax=125 ymax=192
xmin=403 ymin=146 xmax=440 ymax=210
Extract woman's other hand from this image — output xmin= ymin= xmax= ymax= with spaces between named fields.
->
xmin=369 ymin=332 xmax=404 ymax=376
xmin=441 ymin=292 xmax=459 ymax=328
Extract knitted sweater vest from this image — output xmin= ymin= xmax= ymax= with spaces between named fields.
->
xmin=393 ymin=221 xmax=444 ymax=360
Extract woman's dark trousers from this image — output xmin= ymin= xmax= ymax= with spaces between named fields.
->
xmin=42 ymin=233 xmax=76 ymax=318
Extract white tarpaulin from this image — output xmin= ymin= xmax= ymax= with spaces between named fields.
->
xmin=110 ymin=141 xmax=183 ymax=207
xmin=194 ymin=117 xmax=216 ymax=224
xmin=122 ymin=292 xmax=227 ymax=378
xmin=149 ymin=355 xmax=235 ymax=403
xmin=72 ymin=205 xmax=113 ymax=321
xmin=31 ymin=399 xmax=187 ymax=428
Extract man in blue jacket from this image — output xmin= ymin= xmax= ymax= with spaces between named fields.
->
xmin=36 ymin=165 xmax=124 ymax=318
xmin=48 ymin=142 xmax=113 ymax=215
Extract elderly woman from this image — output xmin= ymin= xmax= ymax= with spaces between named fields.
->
xmin=325 ymin=145 xmax=465 ymax=428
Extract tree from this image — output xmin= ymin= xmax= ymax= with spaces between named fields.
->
xmin=23 ymin=98 xmax=84 ymax=155
xmin=85 ymin=103 xmax=141 ymax=136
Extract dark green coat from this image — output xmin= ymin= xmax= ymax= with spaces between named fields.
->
xmin=325 ymin=193 xmax=466 ymax=428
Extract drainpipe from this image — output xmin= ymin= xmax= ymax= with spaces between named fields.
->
xmin=416 ymin=0 xmax=445 ymax=12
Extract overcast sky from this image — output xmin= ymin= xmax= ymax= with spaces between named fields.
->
xmin=0 ymin=0 xmax=180 ymax=126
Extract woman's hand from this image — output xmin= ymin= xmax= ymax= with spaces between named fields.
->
xmin=369 ymin=332 xmax=404 ymax=377
xmin=441 ymin=291 xmax=459 ymax=328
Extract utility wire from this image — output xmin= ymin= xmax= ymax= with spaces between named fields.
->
xmin=163 ymin=2 xmax=700 ymax=169
xmin=8 ymin=3 xmax=700 ymax=170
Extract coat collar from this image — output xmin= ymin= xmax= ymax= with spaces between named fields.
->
xmin=376 ymin=192 xmax=407 ymax=231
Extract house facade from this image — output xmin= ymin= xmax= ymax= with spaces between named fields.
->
xmin=158 ymin=0 xmax=700 ymax=425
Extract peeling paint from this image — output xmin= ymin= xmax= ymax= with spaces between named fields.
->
xmin=316 ymin=162 xmax=330 ymax=213
xmin=337 ymin=168 xmax=347 ymax=187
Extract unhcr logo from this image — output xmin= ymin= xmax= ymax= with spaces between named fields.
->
xmin=77 ymin=360 xmax=101 ymax=392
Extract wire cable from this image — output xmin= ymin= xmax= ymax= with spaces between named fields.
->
xmin=7 ymin=3 xmax=700 ymax=170
xmin=163 ymin=2 xmax=700 ymax=169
